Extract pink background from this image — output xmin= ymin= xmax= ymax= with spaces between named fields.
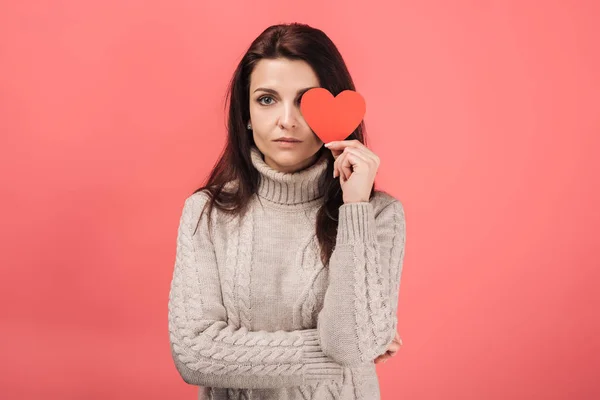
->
xmin=1 ymin=1 xmax=598 ymax=399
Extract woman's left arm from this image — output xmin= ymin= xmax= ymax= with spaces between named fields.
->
xmin=317 ymin=199 xmax=406 ymax=366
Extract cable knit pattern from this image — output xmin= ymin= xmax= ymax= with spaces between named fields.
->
xmin=292 ymin=235 xmax=324 ymax=329
xmin=234 ymin=211 xmax=254 ymax=329
xmin=221 ymin=214 xmax=240 ymax=329
xmin=168 ymin=144 xmax=406 ymax=399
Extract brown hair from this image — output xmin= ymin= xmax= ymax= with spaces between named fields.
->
xmin=193 ymin=22 xmax=376 ymax=268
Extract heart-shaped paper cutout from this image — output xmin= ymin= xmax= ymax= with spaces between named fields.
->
xmin=300 ymin=88 xmax=366 ymax=143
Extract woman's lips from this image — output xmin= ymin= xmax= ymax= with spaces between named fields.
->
xmin=275 ymin=140 xmax=301 ymax=148
xmin=274 ymin=138 xmax=302 ymax=142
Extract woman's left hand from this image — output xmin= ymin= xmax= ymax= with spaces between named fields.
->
xmin=325 ymin=139 xmax=380 ymax=204
xmin=374 ymin=331 xmax=403 ymax=364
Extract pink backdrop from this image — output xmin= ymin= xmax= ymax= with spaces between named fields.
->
xmin=1 ymin=1 xmax=598 ymax=399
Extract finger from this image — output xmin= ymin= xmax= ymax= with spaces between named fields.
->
xmin=324 ymin=143 xmax=344 ymax=161
xmin=333 ymin=152 xmax=342 ymax=179
xmin=335 ymin=152 xmax=343 ymax=180
xmin=340 ymin=157 xmax=347 ymax=184
xmin=339 ymin=150 xmax=351 ymax=181
xmin=334 ymin=151 xmax=350 ymax=181
xmin=387 ymin=347 xmax=400 ymax=355
xmin=387 ymin=342 xmax=401 ymax=352
xmin=324 ymin=139 xmax=364 ymax=151
xmin=374 ymin=354 xmax=391 ymax=364
xmin=340 ymin=151 xmax=351 ymax=181
xmin=345 ymin=147 xmax=370 ymax=164
xmin=341 ymin=149 xmax=362 ymax=179
xmin=327 ymin=141 xmax=375 ymax=170
xmin=346 ymin=145 xmax=379 ymax=165
xmin=394 ymin=331 xmax=403 ymax=345
xmin=333 ymin=152 xmax=341 ymax=178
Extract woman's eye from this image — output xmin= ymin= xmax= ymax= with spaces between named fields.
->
xmin=258 ymin=96 xmax=274 ymax=105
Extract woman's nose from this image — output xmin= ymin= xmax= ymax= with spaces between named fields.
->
xmin=279 ymin=103 xmax=301 ymax=129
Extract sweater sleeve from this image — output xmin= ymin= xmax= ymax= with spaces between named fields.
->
xmin=317 ymin=200 xmax=406 ymax=366
xmin=168 ymin=194 xmax=344 ymax=389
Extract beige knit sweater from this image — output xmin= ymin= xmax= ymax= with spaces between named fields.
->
xmin=168 ymin=144 xmax=406 ymax=399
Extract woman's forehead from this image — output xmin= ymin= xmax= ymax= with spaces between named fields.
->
xmin=250 ymin=59 xmax=319 ymax=93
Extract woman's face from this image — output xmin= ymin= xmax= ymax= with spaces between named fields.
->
xmin=248 ymin=58 xmax=324 ymax=173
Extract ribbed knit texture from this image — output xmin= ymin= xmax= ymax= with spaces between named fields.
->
xmin=168 ymin=144 xmax=406 ymax=400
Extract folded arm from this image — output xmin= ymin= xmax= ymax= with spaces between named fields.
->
xmin=168 ymin=193 xmax=344 ymax=389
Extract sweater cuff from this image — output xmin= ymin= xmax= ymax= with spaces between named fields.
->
xmin=336 ymin=202 xmax=376 ymax=245
xmin=300 ymin=329 xmax=344 ymax=385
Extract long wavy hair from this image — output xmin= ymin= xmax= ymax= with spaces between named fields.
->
xmin=193 ymin=22 xmax=376 ymax=268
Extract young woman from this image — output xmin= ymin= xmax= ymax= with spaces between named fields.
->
xmin=168 ymin=22 xmax=406 ymax=400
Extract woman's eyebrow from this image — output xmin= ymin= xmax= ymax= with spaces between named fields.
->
xmin=253 ymin=86 xmax=318 ymax=95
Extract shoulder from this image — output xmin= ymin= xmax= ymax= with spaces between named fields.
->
xmin=183 ymin=178 xmax=237 ymax=214
xmin=183 ymin=190 xmax=211 ymax=215
xmin=179 ymin=190 xmax=214 ymax=235
xmin=180 ymin=181 xmax=238 ymax=232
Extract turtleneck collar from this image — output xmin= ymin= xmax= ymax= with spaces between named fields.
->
xmin=250 ymin=144 xmax=330 ymax=206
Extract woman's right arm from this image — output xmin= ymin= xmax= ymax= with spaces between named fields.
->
xmin=168 ymin=193 xmax=344 ymax=389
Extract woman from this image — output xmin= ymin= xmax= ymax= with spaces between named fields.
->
xmin=168 ymin=22 xmax=406 ymax=400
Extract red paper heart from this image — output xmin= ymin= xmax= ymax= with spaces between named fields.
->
xmin=300 ymin=88 xmax=366 ymax=143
